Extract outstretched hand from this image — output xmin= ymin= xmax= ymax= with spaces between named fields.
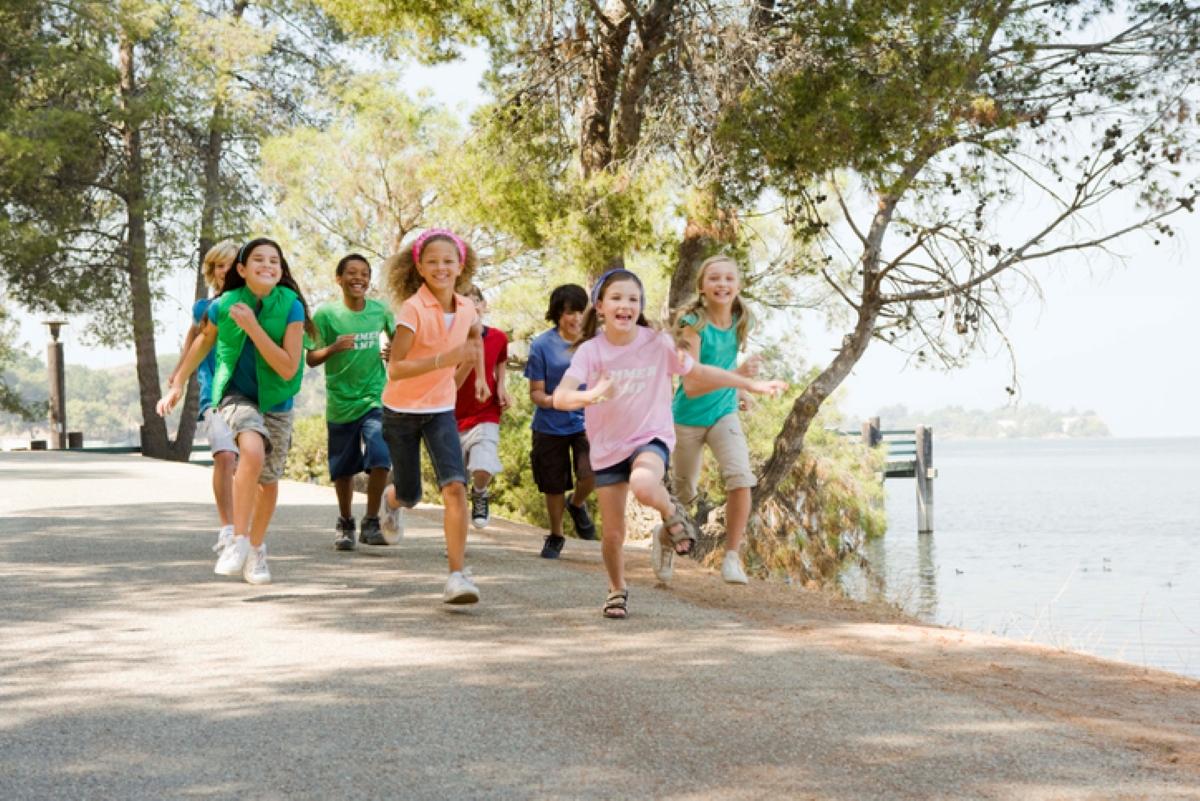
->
xmin=747 ymin=378 xmax=788 ymax=398
xmin=156 ymin=385 xmax=182 ymax=417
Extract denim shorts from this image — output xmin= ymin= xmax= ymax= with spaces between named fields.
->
xmin=327 ymin=407 xmax=391 ymax=481
xmin=382 ymin=409 xmax=467 ymax=506
xmin=593 ymin=438 xmax=670 ymax=488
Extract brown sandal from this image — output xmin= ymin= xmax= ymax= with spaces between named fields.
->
xmin=602 ymin=588 xmax=628 ymax=619
xmin=662 ymin=496 xmax=697 ymax=556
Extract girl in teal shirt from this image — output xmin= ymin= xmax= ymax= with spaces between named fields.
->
xmin=672 ymin=256 xmax=765 ymax=585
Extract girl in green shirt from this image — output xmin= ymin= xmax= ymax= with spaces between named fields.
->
xmin=671 ymin=256 xmax=764 ymax=585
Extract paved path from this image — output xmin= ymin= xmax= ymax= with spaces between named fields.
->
xmin=2 ymin=451 xmax=1198 ymax=800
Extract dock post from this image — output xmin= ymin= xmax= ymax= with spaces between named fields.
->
xmin=915 ymin=425 xmax=933 ymax=533
xmin=861 ymin=416 xmax=881 ymax=448
xmin=44 ymin=321 xmax=68 ymax=449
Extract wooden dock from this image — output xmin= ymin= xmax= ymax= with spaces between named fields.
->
xmin=839 ymin=417 xmax=935 ymax=533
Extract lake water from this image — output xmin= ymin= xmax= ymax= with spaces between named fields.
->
xmin=844 ymin=437 xmax=1200 ymax=679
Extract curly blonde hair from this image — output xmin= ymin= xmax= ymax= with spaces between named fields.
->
xmin=384 ymin=231 xmax=479 ymax=306
xmin=201 ymin=240 xmax=239 ymax=292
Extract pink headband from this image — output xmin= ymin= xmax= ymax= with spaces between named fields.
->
xmin=412 ymin=229 xmax=467 ymax=265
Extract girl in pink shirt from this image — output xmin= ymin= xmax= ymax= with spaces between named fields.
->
xmin=379 ymin=229 xmax=487 ymax=605
xmin=553 ymin=269 xmax=786 ymax=619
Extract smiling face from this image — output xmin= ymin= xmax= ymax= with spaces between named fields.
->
xmin=416 ymin=239 xmax=463 ymax=298
xmin=699 ymin=259 xmax=740 ymax=310
xmin=337 ymin=258 xmax=371 ymax=302
xmin=596 ymin=278 xmax=642 ymax=337
xmin=213 ymin=258 xmax=233 ymax=291
xmin=557 ymin=307 xmax=584 ymax=341
xmin=237 ymin=244 xmax=283 ymax=296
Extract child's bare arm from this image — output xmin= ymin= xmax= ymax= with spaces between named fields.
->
xmin=551 ymin=373 xmax=613 ymax=411
xmin=681 ymin=362 xmax=786 ymax=399
xmin=158 ymin=322 xmax=218 ymax=416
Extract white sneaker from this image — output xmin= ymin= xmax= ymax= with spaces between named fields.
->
xmin=214 ymin=535 xmax=250 ymax=576
xmin=443 ymin=571 xmax=480 ymax=605
xmin=243 ymin=543 xmax=271 ymax=585
xmin=381 ymin=487 xmax=405 ymax=544
xmin=650 ymin=525 xmax=674 ymax=582
xmin=722 ymin=551 xmax=749 ymax=585
xmin=212 ymin=525 xmax=234 ymax=554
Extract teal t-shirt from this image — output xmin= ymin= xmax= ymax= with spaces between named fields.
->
xmin=671 ymin=313 xmax=740 ymax=427
xmin=311 ymin=298 xmax=396 ymax=423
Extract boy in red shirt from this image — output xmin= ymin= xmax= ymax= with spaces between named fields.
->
xmin=455 ymin=285 xmax=510 ymax=528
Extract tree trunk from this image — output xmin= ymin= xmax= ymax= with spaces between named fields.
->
xmin=119 ymin=34 xmax=174 ymax=460
xmin=167 ymin=97 xmax=226 ymax=460
xmin=752 ymin=298 xmax=881 ymax=505
xmin=578 ymin=1 xmax=633 ymax=179
xmin=752 ymin=180 xmax=908 ymax=512
xmin=612 ymin=0 xmax=677 ymax=162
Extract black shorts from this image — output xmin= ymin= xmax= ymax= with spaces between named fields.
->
xmin=530 ymin=430 xmax=594 ymax=495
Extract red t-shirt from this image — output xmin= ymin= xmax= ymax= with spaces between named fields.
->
xmin=455 ymin=326 xmax=509 ymax=432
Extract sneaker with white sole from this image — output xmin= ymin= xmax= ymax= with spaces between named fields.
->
xmin=470 ymin=489 xmax=490 ymax=529
xmin=722 ymin=551 xmax=749 ymax=585
xmin=380 ymin=488 xmax=405 ymax=544
xmin=243 ymin=543 xmax=271 ymax=584
xmin=212 ymin=525 xmax=235 ymax=554
xmin=443 ymin=570 xmax=480 ymax=605
xmin=214 ymin=534 xmax=250 ymax=576
xmin=650 ymin=525 xmax=674 ymax=582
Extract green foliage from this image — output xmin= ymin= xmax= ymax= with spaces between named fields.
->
xmin=313 ymin=0 xmax=502 ymax=60
xmin=283 ymin=414 xmax=330 ymax=484
xmin=259 ymin=74 xmax=463 ymax=295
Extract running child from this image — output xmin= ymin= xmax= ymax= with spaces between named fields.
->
xmin=164 ymin=240 xmax=239 ymax=553
xmin=672 ymin=255 xmax=765 ymax=585
xmin=454 ymin=284 xmax=510 ymax=530
xmin=157 ymin=237 xmax=313 ymax=585
xmin=524 ymin=284 xmax=597 ymax=558
xmin=306 ymin=253 xmax=396 ymax=551
xmin=552 ymin=268 xmax=786 ymax=618
xmin=378 ymin=228 xmax=488 ymax=605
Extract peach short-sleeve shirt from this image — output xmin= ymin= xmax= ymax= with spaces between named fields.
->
xmin=382 ymin=284 xmax=477 ymax=413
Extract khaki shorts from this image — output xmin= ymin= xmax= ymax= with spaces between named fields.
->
xmin=672 ymin=412 xmax=755 ymax=506
xmin=460 ymin=422 xmax=503 ymax=476
xmin=218 ymin=395 xmax=294 ymax=484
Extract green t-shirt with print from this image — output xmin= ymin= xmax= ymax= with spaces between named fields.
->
xmin=311 ymin=298 xmax=396 ymax=423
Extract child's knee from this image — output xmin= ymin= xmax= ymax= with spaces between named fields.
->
xmin=442 ymin=481 xmax=467 ymax=502
xmin=629 ymin=473 xmax=660 ymax=505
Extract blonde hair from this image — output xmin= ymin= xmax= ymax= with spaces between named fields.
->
xmin=201 ymin=240 xmax=238 ymax=292
xmin=384 ymin=232 xmax=479 ymax=306
xmin=675 ymin=255 xmax=754 ymax=349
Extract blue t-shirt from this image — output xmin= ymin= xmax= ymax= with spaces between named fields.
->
xmin=208 ymin=297 xmax=305 ymax=412
xmin=192 ymin=298 xmax=216 ymax=416
xmin=524 ymin=327 xmax=585 ymax=436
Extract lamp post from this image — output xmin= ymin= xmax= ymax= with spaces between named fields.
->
xmin=43 ymin=320 xmax=67 ymax=449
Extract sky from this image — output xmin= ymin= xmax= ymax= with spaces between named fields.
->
xmin=11 ymin=47 xmax=1200 ymax=438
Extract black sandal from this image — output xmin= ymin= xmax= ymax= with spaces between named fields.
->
xmin=602 ymin=588 xmax=628 ymax=619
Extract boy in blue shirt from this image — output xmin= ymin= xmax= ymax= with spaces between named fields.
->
xmin=523 ymin=284 xmax=596 ymax=558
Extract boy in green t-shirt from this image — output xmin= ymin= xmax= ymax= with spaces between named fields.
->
xmin=306 ymin=254 xmax=397 ymax=550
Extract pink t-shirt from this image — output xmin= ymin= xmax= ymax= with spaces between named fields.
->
xmin=564 ymin=326 xmax=694 ymax=470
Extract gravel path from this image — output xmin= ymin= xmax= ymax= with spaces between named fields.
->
xmin=2 ymin=451 xmax=1197 ymax=800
